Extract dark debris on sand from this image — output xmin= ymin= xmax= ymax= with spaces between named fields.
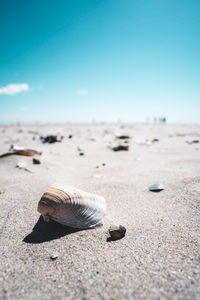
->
xmin=40 ymin=135 xmax=64 ymax=143
xmin=112 ymin=145 xmax=129 ymax=152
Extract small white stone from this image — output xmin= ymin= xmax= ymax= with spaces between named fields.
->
xmin=148 ymin=184 xmax=164 ymax=192
xmin=50 ymin=254 xmax=58 ymax=260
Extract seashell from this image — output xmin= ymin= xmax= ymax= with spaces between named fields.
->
xmin=37 ymin=183 xmax=106 ymax=229
xmin=0 ymin=145 xmax=42 ymax=158
xmin=10 ymin=145 xmax=42 ymax=156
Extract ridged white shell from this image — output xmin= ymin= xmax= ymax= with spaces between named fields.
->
xmin=37 ymin=183 xmax=106 ymax=229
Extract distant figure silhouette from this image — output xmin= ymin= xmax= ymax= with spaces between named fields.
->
xmin=159 ymin=117 xmax=167 ymax=124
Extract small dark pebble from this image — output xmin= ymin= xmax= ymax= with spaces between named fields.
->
xmin=102 ymin=163 xmax=106 ymax=166
xmin=108 ymin=225 xmax=126 ymax=240
xmin=33 ymin=158 xmax=41 ymax=164
xmin=96 ymin=166 xmax=99 ymax=168
xmin=68 ymin=135 xmax=73 ymax=139
xmin=116 ymin=135 xmax=130 ymax=140
xmin=79 ymin=152 xmax=84 ymax=156
xmin=112 ymin=145 xmax=129 ymax=152
xmin=152 ymin=138 xmax=159 ymax=142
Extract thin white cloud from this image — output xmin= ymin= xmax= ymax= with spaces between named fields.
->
xmin=0 ymin=83 xmax=29 ymax=96
xmin=76 ymin=89 xmax=88 ymax=96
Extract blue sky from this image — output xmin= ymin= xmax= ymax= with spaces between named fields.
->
xmin=0 ymin=0 xmax=200 ymax=123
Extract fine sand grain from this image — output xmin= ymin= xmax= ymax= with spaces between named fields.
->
xmin=0 ymin=123 xmax=199 ymax=299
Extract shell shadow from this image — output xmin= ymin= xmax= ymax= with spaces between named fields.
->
xmin=23 ymin=215 xmax=83 ymax=244
xmin=106 ymin=237 xmax=123 ymax=242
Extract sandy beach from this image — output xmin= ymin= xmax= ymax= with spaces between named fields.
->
xmin=0 ymin=123 xmax=199 ymax=299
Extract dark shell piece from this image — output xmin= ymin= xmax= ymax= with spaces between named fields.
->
xmin=41 ymin=135 xmax=64 ymax=143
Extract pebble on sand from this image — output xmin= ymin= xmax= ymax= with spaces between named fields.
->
xmin=33 ymin=158 xmax=41 ymax=164
xmin=152 ymin=138 xmax=160 ymax=143
xmin=50 ymin=254 xmax=58 ymax=260
xmin=112 ymin=145 xmax=129 ymax=152
xmin=148 ymin=184 xmax=164 ymax=192
xmin=109 ymin=225 xmax=126 ymax=240
xmin=116 ymin=135 xmax=130 ymax=140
